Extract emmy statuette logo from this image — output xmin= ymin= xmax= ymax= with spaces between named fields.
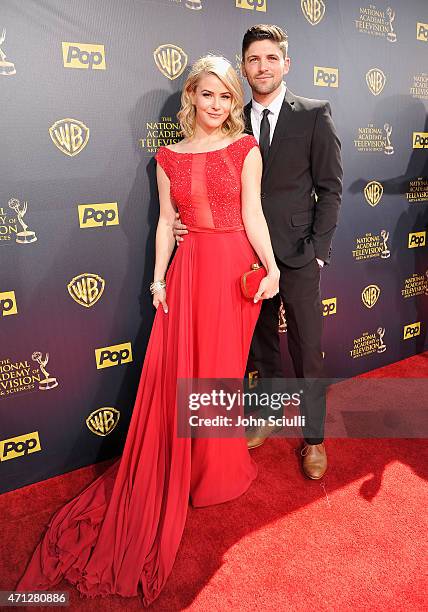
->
xmin=301 ymin=0 xmax=326 ymax=25
xmin=352 ymin=230 xmax=392 ymax=261
xmin=86 ymin=407 xmax=121 ymax=436
xmin=366 ymin=68 xmax=386 ymax=96
xmin=314 ymin=66 xmax=338 ymax=88
xmin=416 ymin=22 xmax=428 ymax=42
xmin=0 ymin=28 xmax=16 ymax=75
xmin=413 ymin=132 xmax=428 ymax=148
xmin=0 ymin=291 xmax=17 ymax=317
xmin=49 ymin=118 xmax=90 ymax=156
xmin=408 ymin=231 xmax=426 ymax=248
xmin=67 ymin=273 xmax=105 ymax=308
xmin=364 ymin=181 xmax=383 ymax=207
xmin=362 ymin=285 xmax=380 ymax=309
xmin=32 ymin=352 xmax=59 ymax=390
xmin=380 ymin=230 xmax=391 ymax=258
xmin=78 ymin=203 xmax=119 ymax=228
xmin=386 ymin=7 xmax=397 ymax=42
xmin=403 ymin=322 xmax=421 ymax=339
xmin=353 ymin=122 xmax=396 ymax=154
xmin=322 ymin=297 xmax=337 ymax=316
xmin=154 ymin=44 xmax=188 ymax=80
xmin=95 ymin=342 xmax=133 ymax=369
xmin=376 ymin=327 xmax=387 ymax=353
xmin=355 ymin=5 xmax=398 ymax=42
xmin=383 ymin=124 xmax=394 ymax=154
xmin=62 ymin=42 xmax=106 ymax=70
xmin=236 ymin=0 xmax=267 ymax=12
xmin=0 ymin=432 xmax=41 ymax=462
xmin=8 ymin=198 xmax=37 ymax=243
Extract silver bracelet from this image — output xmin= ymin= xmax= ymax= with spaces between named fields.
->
xmin=150 ymin=279 xmax=166 ymax=295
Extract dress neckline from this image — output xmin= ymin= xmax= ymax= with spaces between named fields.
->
xmin=162 ymin=135 xmax=251 ymax=155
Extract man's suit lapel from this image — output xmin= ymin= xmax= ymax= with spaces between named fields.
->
xmin=244 ymin=102 xmax=253 ymax=135
xmin=263 ymin=89 xmax=295 ymax=180
xmin=244 ymin=89 xmax=295 ymax=182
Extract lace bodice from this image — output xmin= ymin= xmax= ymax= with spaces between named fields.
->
xmin=155 ymin=135 xmax=259 ymax=230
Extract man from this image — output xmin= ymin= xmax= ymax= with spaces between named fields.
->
xmin=173 ymin=25 xmax=343 ymax=479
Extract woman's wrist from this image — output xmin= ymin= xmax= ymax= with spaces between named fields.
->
xmin=266 ymin=265 xmax=280 ymax=278
xmin=150 ymin=279 xmax=166 ymax=295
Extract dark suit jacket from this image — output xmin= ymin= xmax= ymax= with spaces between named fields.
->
xmin=244 ymin=88 xmax=343 ymax=267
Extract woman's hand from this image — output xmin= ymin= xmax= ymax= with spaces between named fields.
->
xmin=153 ymin=288 xmax=168 ymax=313
xmin=254 ymin=268 xmax=280 ymax=303
xmin=172 ymin=212 xmax=188 ymax=245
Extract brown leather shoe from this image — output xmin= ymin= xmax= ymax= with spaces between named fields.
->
xmin=247 ymin=422 xmax=283 ymax=450
xmin=300 ymin=442 xmax=327 ymax=479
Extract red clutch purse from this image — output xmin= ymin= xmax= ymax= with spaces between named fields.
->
xmin=241 ymin=263 xmax=267 ymax=299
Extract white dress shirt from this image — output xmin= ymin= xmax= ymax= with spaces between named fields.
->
xmin=250 ymin=81 xmax=286 ymax=145
xmin=250 ymin=81 xmax=324 ymax=267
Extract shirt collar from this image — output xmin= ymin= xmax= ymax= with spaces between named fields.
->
xmin=251 ymin=81 xmax=287 ymax=117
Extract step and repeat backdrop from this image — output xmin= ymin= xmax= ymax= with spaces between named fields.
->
xmin=1 ymin=0 xmax=427 ymax=493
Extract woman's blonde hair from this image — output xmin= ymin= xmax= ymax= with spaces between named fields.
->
xmin=177 ymin=55 xmax=245 ymax=139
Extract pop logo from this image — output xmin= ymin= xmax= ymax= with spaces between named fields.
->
xmin=95 ymin=342 xmax=133 ymax=369
xmin=416 ymin=22 xmax=428 ymax=42
xmin=403 ymin=322 xmax=421 ymax=339
xmin=0 ymin=291 xmax=17 ymax=316
xmin=413 ymin=132 xmax=428 ymax=148
xmin=0 ymin=431 xmax=41 ymax=462
xmin=78 ymin=203 xmax=119 ymax=228
xmin=236 ymin=0 xmax=267 ymax=12
xmin=314 ymin=67 xmax=338 ymax=88
xmin=62 ymin=42 xmax=106 ymax=70
xmin=408 ymin=231 xmax=426 ymax=248
xmin=322 ymin=297 xmax=337 ymax=316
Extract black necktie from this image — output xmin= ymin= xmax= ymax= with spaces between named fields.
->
xmin=259 ymin=108 xmax=270 ymax=164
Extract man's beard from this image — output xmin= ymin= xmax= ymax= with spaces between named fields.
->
xmin=250 ymin=77 xmax=282 ymax=96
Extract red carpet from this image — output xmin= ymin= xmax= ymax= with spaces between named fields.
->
xmin=1 ymin=353 xmax=427 ymax=610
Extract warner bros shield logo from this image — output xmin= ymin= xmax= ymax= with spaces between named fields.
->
xmin=366 ymin=68 xmax=386 ymax=96
xmin=86 ymin=407 xmax=120 ymax=436
xmin=154 ymin=44 xmax=188 ymax=80
xmin=301 ymin=0 xmax=326 ymax=26
xmin=67 ymin=273 xmax=105 ymax=307
xmin=362 ymin=284 xmax=381 ymax=309
xmin=364 ymin=181 xmax=383 ymax=207
xmin=49 ymin=118 xmax=90 ymax=156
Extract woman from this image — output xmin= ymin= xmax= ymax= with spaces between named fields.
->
xmin=16 ymin=55 xmax=280 ymax=606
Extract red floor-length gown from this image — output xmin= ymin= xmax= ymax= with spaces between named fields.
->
xmin=16 ymin=134 xmax=262 ymax=606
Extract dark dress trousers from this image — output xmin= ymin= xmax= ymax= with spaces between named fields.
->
xmin=244 ymin=88 xmax=343 ymax=443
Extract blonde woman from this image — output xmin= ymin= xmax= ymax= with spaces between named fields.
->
xmin=17 ymin=55 xmax=279 ymax=606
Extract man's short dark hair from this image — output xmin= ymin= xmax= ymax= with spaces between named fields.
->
xmin=242 ymin=24 xmax=288 ymax=60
